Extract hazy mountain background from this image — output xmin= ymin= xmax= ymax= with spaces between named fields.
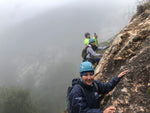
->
xmin=0 ymin=0 xmax=140 ymax=112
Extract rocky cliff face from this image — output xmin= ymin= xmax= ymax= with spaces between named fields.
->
xmin=95 ymin=9 xmax=150 ymax=113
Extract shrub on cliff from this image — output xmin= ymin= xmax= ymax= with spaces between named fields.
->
xmin=137 ymin=0 xmax=150 ymax=14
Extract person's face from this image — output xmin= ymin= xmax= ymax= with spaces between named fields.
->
xmin=82 ymin=72 xmax=95 ymax=86
xmin=91 ymin=42 xmax=95 ymax=46
xmin=87 ymin=34 xmax=90 ymax=38
xmin=94 ymin=35 xmax=98 ymax=38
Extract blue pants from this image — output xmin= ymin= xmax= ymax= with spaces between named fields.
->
xmin=96 ymin=57 xmax=101 ymax=64
xmin=86 ymin=58 xmax=101 ymax=65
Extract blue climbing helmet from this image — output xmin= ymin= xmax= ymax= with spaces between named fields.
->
xmin=80 ymin=61 xmax=94 ymax=73
xmin=89 ymin=38 xmax=95 ymax=44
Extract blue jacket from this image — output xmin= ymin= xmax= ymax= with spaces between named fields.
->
xmin=69 ymin=76 xmax=120 ymax=113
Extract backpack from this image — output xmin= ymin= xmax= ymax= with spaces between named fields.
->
xmin=81 ymin=45 xmax=90 ymax=60
xmin=65 ymin=78 xmax=98 ymax=112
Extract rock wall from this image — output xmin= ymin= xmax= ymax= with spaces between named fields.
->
xmin=95 ymin=9 xmax=150 ymax=113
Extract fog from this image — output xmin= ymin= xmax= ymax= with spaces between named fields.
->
xmin=0 ymin=0 xmax=138 ymax=112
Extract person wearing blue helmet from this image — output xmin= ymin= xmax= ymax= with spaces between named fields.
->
xmin=68 ymin=61 xmax=129 ymax=113
xmin=86 ymin=38 xmax=109 ymax=65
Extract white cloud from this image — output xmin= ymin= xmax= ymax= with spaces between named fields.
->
xmin=0 ymin=0 xmax=72 ymax=32
xmin=0 ymin=0 xmax=138 ymax=33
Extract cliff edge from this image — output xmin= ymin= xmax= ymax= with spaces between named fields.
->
xmin=95 ymin=6 xmax=150 ymax=113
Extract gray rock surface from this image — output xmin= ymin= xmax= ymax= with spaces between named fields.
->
xmin=95 ymin=9 xmax=150 ymax=113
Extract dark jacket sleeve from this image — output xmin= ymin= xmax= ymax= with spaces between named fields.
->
xmin=96 ymin=76 xmax=120 ymax=94
xmin=69 ymin=85 xmax=103 ymax=113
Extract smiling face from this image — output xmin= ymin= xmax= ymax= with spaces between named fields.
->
xmin=82 ymin=72 xmax=95 ymax=86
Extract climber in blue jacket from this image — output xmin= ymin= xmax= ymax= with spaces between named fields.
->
xmin=69 ymin=61 xmax=129 ymax=113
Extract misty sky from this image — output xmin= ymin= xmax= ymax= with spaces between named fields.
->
xmin=1 ymin=0 xmax=137 ymax=34
xmin=0 ymin=0 xmax=140 ymax=112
